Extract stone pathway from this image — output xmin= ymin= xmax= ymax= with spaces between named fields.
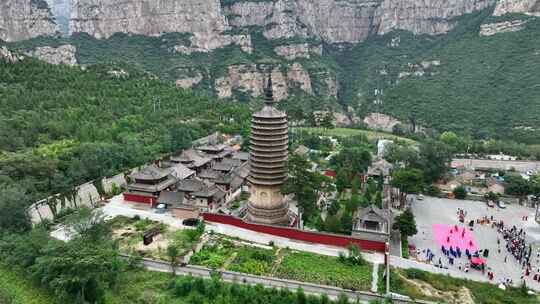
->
xmin=371 ymin=263 xmax=379 ymax=293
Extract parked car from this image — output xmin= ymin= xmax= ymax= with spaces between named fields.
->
xmin=486 ymin=200 xmax=495 ymax=208
xmin=498 ymin=201 xmax=507 ymax=209
xmin=417 ymin=194 xmax=424 ymax=201
xmin=182 ymin=218 xmax=200 ymax=226
xmin=154 ymin=203 xmax=167 ymax=214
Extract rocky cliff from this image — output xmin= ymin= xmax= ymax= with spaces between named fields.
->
xmin=70 ymin=0 xmax=227 ymax=38
xmin=0 ymin=0 xmax=58 ymax=42
xmin=494 ymin=0 xmax=540 ymax=16
xmin=24 ymin=44 xmax=78 ymax=66
xmin=70 ymin=0 xmax=497 ymax=44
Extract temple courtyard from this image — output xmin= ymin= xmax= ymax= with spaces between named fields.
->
xmin=409 ymin=196 xmax=540 ymax=290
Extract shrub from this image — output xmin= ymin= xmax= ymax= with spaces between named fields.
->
xmin=453 ymin=186 xmax=467 ymax=200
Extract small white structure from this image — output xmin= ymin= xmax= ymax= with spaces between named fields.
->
xmin=377 ymin=139 xmax=394 ymax=158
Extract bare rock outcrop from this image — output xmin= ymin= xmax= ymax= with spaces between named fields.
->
xmin=25 ymin=44 xmax=77 ymax=66
xmin=363 ymin=112 xmax=402 ymax=132
xmin=215 ymin=63 xmax=313 ymax=101
xmin=493 ymin=0 xmax=540 ymax=16
xmin=287 ymin=62 xmax=313 ymax=94
xmin=313 ymin=111 xmax=355 ymax=127
xmin=174 ymin=33 xmax=252 ymax=55
xmin=176 ymin=73 xmax=203 ymax=89
xmin=0 ymin=0 xmax=58 ymax=42
xmin=480 ymin=20 xmax=528 ymax=36
xmin=0 ymin=46 xmax=24 ymax=63
xmin=274 ymin=43 xmax=322 ymax=60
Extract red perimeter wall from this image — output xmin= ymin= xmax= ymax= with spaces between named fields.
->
xmin=202 ymin=213 xmax=386 ymax=252
xmin=123 ymin=193 xmax=156 ymax=206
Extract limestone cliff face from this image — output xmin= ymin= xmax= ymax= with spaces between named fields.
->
xmin=226 ymin=0 xmax=496 ymax=42
xmin=215 ymin=64 xmax=304 ymax=101
xmin=493 ymin=0 xmax=540 ymax=16
xmin=0 ymin=0 xmax=58 ymax=42
xmin=70 ymin=0 xmax=496 ymax=44
xmin=70 ymin=0 xmax=228 ymax=39
xmin=376 ymin=0 xmax=495 ymax=35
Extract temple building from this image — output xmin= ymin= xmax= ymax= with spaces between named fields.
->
xmin=244 ymin=77 xmax=290 ymax=225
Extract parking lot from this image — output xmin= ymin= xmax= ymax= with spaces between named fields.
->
xmin=409 ymin=196 xmax=540 ymax=289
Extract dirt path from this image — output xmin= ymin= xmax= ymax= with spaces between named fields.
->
xmin=270 ymin=248 xmax=285 ymax=275
xmin=221 ymin=252 xmax=237 ymax=270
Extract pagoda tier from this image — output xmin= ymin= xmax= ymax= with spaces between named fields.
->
xmin=245 ymin=76 xmax=291 ymax=226
xmin=248 ymin=109 xmax=288 ymax=187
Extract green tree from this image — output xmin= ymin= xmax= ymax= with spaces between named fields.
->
xmin=283 ymin=154 xmax=330 ymax=221
xmin=351 ymin=175 xmax=361 ymax=195
xmin=393 ymin=208 xmax=418 ymax=238
xmin=30 ymin=239 xmax=122 ymax=303
xmin=332 ymin=147 xmax=372 ymax=174
xmin=484 ymin=191 xmax=500 ymax=203
xmin=440 ymin=131 xmax=462 ymax=151
xmin=335 ymin=169 xmax=350 ymax=194
xmin=505 ymin=175 xmax=532 ymax=204
xmin=416 ymin=140 xmax=452 ymax=183
xmin=391 ymin=168 xmax=424 ymax=207
xmin=167 ymin=244 xmax=180 ymax=275
xmin=384 ymin=144 xmax=419 ymax=168
xmin=65 ymin=207 xmax=111 ymax=243
xmin=453 ymin=186 xmax=467 ymax=200
xmin=0 ymin=186 xmax=31 ymax=233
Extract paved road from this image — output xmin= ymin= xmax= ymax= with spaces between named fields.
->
xmin=138 ymin=257 xmax=430 ymax=304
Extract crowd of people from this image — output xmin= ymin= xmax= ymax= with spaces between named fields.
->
xmin=417 ymin=207 xmax=540 ymax=289
xmin=496 ymin=220 xmax=540 ymax=284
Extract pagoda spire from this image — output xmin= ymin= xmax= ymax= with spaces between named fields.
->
xmin=264 ymin=74 xmax=275 ymax=105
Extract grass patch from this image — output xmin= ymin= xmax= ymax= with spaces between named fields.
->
xmin=295 ymin=127 xmax=415 ymax=144
xmin=190 ymin=238 xmax=235 ymax=269
xmin=227 ymin=246 xmax=276 ymax=276
xmin=380 ymin=267 xmax=540 ymax=303
xmin=104 ymin=269 xmax=179 ymax=304
xmin=404 ymin=268 xmax=539 ymax=304
xmin=276 ymin=250 xmax=372 ymax=291
xmin=0 ymin=264 xmax=55 ymax=304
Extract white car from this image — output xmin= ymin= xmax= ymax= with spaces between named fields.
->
xmin=498 ymin=201 xmax=507 ymax=209
xmin=417 ymin=194 xmax=424 ymax=200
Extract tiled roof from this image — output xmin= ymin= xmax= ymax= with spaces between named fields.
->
xmin=168 ymin=163 xmax=196 ymax=180
xmin=177 ymin=179 xmax=206 ymax=193
xmin=157 ymin=191 xmax=185 ymax=207
xmin=198 ymin=169 xmax=222 ymax=180
xmin=130 ymin=164 xmax=171 ymax=181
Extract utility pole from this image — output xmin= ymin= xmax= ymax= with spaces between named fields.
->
xmin=385 ymin=241 xmax=390 ymax=296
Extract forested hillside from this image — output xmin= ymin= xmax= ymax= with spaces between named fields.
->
xmin=0 ymin=58 xmax=251 ymax=202
xmin=7 ymin=8 xmax=540 ymax=143
xmin=337 ymin=10 xmax=540 ymax=143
